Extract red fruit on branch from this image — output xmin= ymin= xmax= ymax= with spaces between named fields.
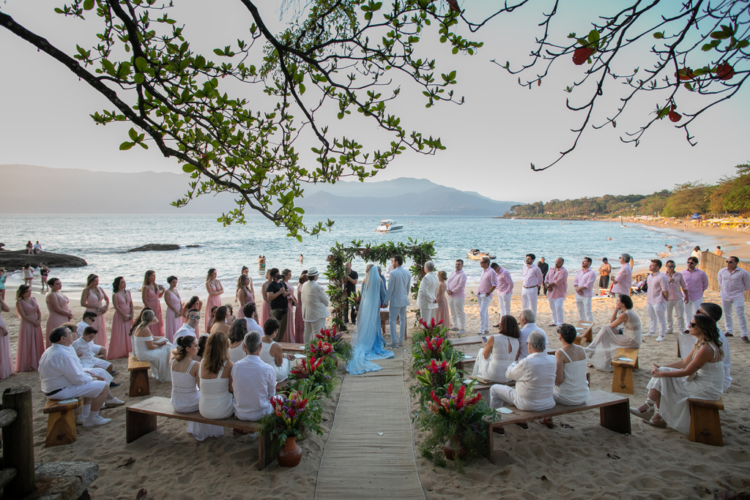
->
xmin=572 ymin=47 xmax=595 ymax=65
xmin=716 ymin=63 xmax=734 ymax=80
xmin=675 ymin=69 xmax=695 ymax=81
xmin=668 ymin=111 xmax=682 ymax=122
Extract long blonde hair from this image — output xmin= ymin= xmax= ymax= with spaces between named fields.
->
xmin=203 ymin=331 xmax=229 ymax=375
xmin=86 ymin=274 xmax=98 ymax=288
xmin=236 ymin=274 xmax=249 ymax=291
xmin=142 ymin=270 xmax=155 ymax=290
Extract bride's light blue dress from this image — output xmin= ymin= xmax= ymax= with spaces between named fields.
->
xmin=346 ymin=266 xmax=394 ymax=375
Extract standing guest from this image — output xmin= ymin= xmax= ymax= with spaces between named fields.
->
xmin=646 ymin=259 xmax=669 ymax=341
xmin=472 ymin=315 xmax=520 ymax=383
xmin=585 ymin=295 xmax=641 ymax=371
xmin=175 ymin=309 xmax=201 ymax=341
xmin=378 ymin=266 xmax=389 ymax=336
xmin=545 ymin=258 xmax=568 ymax=327
xmin=232 ymin=331 xmax=276 ymax=424
xmin=282 ymin=269 xmax=298 ymax=342
xmin=446 ymin=259 xmax=467 ymax=334
xmin=15 ymin=284 xmax=45 ymax=371
xmin=45 ymin=278 xmax=74 ymax=348
xmin=73 ymin=327 xmax=115 ymax=375
xmin=236 ymin=274 xmax=255 ymax=319
xmin=718 ymin=256 xmax=750 ymax=342
xmin=573 ymin=257 xmax=596 ymax=323
xmin=301 ymin=267 xmax=329 ymax=343
xmin=435 ymin=270 xmax=451 ymax=329
xmin=142 ymin=270 xmax=166 ymax=337
xmin=163 ymin=276 xmax=182 ymax=342
xmin=385 ymin=255 xmax=411 ymax=348
xmin=210 ymin=306 xmax=231 ymax=336
xmin=199 ymin=331 xmax=235 ymax=420
xmin=181 ymin=296 xmax=203 ymax=336
xmin=243 ymin=303 xmax=264 ymax=337
xmin=131 ymin=308 xmax=173 ymax=381
xmin=26 ymin=241 xmax=33 ymax=254
xmin=109 ymin=277 xmax=133 ymax=359
xmin=599 ymin=258 xmax=612 ymax=292
xmin=344 ymin=262 xmax=359 ymax=325
xmin=33 ymin=241 xmax=42 ymax=254
xmin=417 ymin=261 xmax=439 ymax=324
xmin=0 ymin=267 xmax=8 ymax=301
xmin=22 ymin=263 xmax=33 ymax=287
xmin=714 ymin=246 xmax=723 ymax=256
xmin=205 ymin=268 xmax=224 ymax=332
xmin=267 ymin=268 xmax=290 ymax=342
xmin=697 ymin=303 xmax=732 ymax=390
xmin=477 ymin=256 xmax=497 ymax=335
xmin=228 ymin=319 xmax=249 ymax=363
xmin=0 ymin=297 xmax=14 ymax=379
xmin=295 ymin=271 xmax=308 ymax=342
xmin=81 ymin=274 xmax=109 ymax=347
xmin=521 ymin=254 xmax=544 ymax=315
xmin=518 ymin=309 xmax=547 ymax=360
xmin=170 ymin=335 xmax=224 ymax=441
xmin=259 ymin=271 xmax=272 ymax=328
xmin=610 ymin=253 xmax=633 ymax=298
xmin=683 ymin=257 xmax=709 ymax=332
xmin=538 ymin=257 xmax=550 ymax=296
xmin=260 ymin=319 xmax=295 ymax=382
xmin=39 ymin=264 xmax=50 ymax=292
xmin=493 ymin=261 xmax=514 ymax=322
xmin=691 ymin=246 xmax=702 ymax=262
xmin=664 ymin=260 xmax=689 ymax=335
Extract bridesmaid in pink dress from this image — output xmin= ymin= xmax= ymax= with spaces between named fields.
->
xmin=295 ymin=272 xmax=308 ymax=343
xmin=81 ymin=274 xmax=110 ymax=348
xmin=435 ymin=271 xmax=451 ymax=329
xmin=181 ymin=296 xmax=203 ymax=336
xmin=164 ymin=276 xmax=183 ymax=342
xmin=281 ymin=269 xmax=298 ymax=343
xmin=259 ymin=271 xmax=271 ymax=328
xmin=45 ymin=278 xmax=74 ymax=348
xmin=141 ymin=270 xmax=166 ymax=337
xmin=205 ymin=268 xmax=224 ymax=332
xmin=109 ymin=276 xmax=134 ymax=359
xmin=236 ymin=274 xmax=255 ymax=319
xmin=0 ymin=297 xmax=14 ymax=379
xmin=15 ymin=285 xmax=45 ymax=372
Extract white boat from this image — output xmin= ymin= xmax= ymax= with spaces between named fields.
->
xmin=375 ymin=219 xmax=404 ymax=232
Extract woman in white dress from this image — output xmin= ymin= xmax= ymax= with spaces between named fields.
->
xmin=630 ymin=314 xmax=724 ymax=431
xmin=584 ymin=295 xmax=641 ymax=371
xmin=227 ymin=319 xmax=248 ymax=363
xmin=259 ymin=318 xmax=294 ymax=383
xmin=199 ymin=331 xmax=235 ymax=420
xmin=472 ymin=315 xmax=520 ymax=383
xmin=170 ymin=335 xmax=224 ymax=441
xmin=131 ymin=308 xmax=173 ymax=382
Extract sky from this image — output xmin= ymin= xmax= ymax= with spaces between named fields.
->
xmin=1 ymin=0 xmax=748 ymax=205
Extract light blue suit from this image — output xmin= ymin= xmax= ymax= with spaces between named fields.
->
xmin=386 ymin=266 xmax=411 ymax=346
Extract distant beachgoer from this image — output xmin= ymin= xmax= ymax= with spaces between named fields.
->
xmin=664 ymin=260 xmax=688 ymax=334
xmin=25 ymin=241 xmax=33 ymax=254
xmin=646 ymin=260 xmax=669 ymax=341
xmin=15 ymin=284 xmax=45 ymax=372
xmin=22 ymin=263 xmax=33 ymax=287
xmin=718 ymin=256 xmax=750 ymax=342
xmin=683 ymin=257 xmax=708 ymax=332
xmin=538 ymin=257 xmax=549 ymax=296
xmin=714 ymin=246 xmax=723 ymax=256
xmin=295 ymin=271 xmax=308 ymax=342
xmin=691 ymin=246 xmax=702 ymax=262
xmin=110 ymin=277 xmax=133 ymax=359
xmin=521 ymin=254 xmax=544 ymax=316
xmin=39 ymin=264 xmax=50 ymax=292
xmin=236 ymin=274 xmax=255 ymax=319
xmin=665 ymin=244 xmax=673 ymax=253
xmin=574 ymin=257 xmax=596 ymax=323
xmin=142 ymin=270 xmax=166 ymax=338
xmin=81 ymin=274 xmax=110 ymax=347
xmin=33 ymin=241 xmax=42 ymax=254
xmin=0 ymin=296 xmax=13 ymax=379
xmin=45 ymin=278 xmax=74 ymax=348
xmin=435 ymin=270 xmax=451 ymax=329
xmin=299 ymin=254 xmax=304 ymax=263
xmin=0 ymin=267 xmax=7 ymax=301
xmin=260 ymin=271 xmax=272 ymax=327
xmin=545 ymin=258 xmax=568 ymax=327
xmin=599 ymin=258 xmax=611 ymax=291
xmin=610 ymin=253 xmax=633 ymax=298
xmin=181 ymin=296 xmax=203 ymax=336
xmin=446 ymin=259 xmax=467 ymax=334
xmin=164 ymin=276 xmax=183 ymax=343
xmin=205 ymin=268 xmax=224 ymax=332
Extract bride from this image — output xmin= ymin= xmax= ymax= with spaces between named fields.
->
xmin=346 ymin=265 xmax=394 ymax=375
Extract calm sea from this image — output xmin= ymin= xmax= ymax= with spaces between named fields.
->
xmin=0 ymin=214 xmax=693 ymax=293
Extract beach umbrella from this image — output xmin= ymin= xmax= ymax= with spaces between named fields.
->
xmin=690 ymin=213 xmax=702 ymax=220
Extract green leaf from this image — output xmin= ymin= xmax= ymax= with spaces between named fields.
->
xmin=134 ymin=73 xmax=144 ymax=84
xmin=299 ymin=83 xmax=306 ymax=95
xmin=738 ymin=40 xmax=749 ymax=48
xmin=213 ymin=48 xmax=224 ymax=56
xmin=588 ymin=30 xmax=600 ymax=46
xmin=701 ymin=43 xmax=713 ymax=51
xmin=119 ymin=142 xmax=134 ymax=151
xmin=128 ymin=128 xmax=139 ymax=141
xmin=653 ymin=32 xmax=663 ymax=39
xmin=135 ymin=57 xmax=147 ymax=72
xmin=182 ymin=164 xmax=197 ymax=173
xmin=195 ymin=55 xmax=206 ymax=69
xmin=83 ymin=0 xmax=95 ymax=11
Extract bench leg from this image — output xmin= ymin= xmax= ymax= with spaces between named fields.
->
xmin=600 ymin=401 xmax=631 ymax=434
xmin=129 ymin=368 xmax=151 ymax=398
xmin=45 ymin=409 xmax=77 ymax=448
xmin=611 ymin=365 xmax=634 ymax=394
xmin=689 ymin=406 xmax=723 ymax=446
xmin=126 ymin=410 xmax=157 ymax=443
xmin=257 ymin=431 xmax=280 ymax=470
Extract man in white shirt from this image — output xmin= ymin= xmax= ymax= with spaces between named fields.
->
xmin=521 ymin=254 xmax=544 ymax=315
xmin=718 ymin=256 xmax=750 ymax=342
xmin=489 ymin=331 xmax=556 ymax=411
xmin=175 ymin=309 xmax=201 ymax=340
xmin=477 ymin=257 xmax=497 ymax=335
xmin=73 ymin=327 xmax=114 ymax=374
xmin=301 ymin=267 xmax=329 ymax=343
xmin=683 ymin=256 xmax=709 ymax=332
xmin=77 ymin=311 xmax=108 ymax=359
xmin=573 ymin=257 xmax=596 ymax=323
xmin=417 ymin=261 xmax=439 ymax=324
xmin=446 ymin=259 xmax=467 ymax=333
xmin=518 ymin=309 xmax=548 ymax=360
xmin=242 ymin=303 xmax=265 ymax=337
xmin=646 ymin=259 xmax=670 ymax=341
xmin=232 ymin=331 xmax=277 ymax=424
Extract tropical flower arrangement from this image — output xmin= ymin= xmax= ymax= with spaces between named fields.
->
xmin=290 ymin=355 xmax=336 ymax=396
xmin=418 ymin=317 xmax=449 ymax=338
xmin=413 ymin=357 xmax=458 ymax=405
xmin=347 ymin=290 xmax=362 ymax=309
xmin=316 ymin=327 xmax=353 ymax=361
xmin=307 ymin=340 xmax=338 ymax=371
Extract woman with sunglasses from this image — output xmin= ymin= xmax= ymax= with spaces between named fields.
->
xmin=630 ymin=314 xmax=724 ymax=431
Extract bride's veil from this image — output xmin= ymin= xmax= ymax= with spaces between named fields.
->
xmin=352 ymin=265 xmax=381 ymax=347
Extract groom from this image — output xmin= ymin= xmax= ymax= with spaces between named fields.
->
xmin=385 ymin=255 xmax=411 ymax=348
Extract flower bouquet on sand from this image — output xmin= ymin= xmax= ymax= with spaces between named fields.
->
xmin=290 ymin=355 xmax=335 ymax=396
xmin=316 ymin=326 xmax=353 ymax=361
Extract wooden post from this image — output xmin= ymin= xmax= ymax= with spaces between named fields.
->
xmin=2 ymin=386 xmax=35 ymax=498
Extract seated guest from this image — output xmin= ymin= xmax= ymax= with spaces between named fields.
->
xmin=696 ymin=303 xmax=731 ymax=390
xmin=228 ymin=319 xmax=248 ymax=363
xmin=260 ymin=319 xmax=294 ymax=383
xmin=630 ymin=315 xmax=724 ymax=431
xmin=131 ymin=308 xmax=173 ymax=382
xmin=199 ymin=331 xmax=234 ymax=420
xmin=77 ymin=311 xmax=109 ymax=360
xmin=490 ymin=331 xmax=556 ymax=412
xmin=232 ymin=331 xmax=276 ymax=425
xmin=243 ymin=303 xmax=264 ymax=336
xmin=39 ymin=326 xmax=112 ymax=427
xmin=472 ymin=315 xmax=520 ymax=383
xmin=170 ymin=336 xmax=224 ymax=440
xmin=60 ymin=322 xmax=123 ymax=403
xmin=209 ymin=306 xmax=231 ymax=335
xmin=552 ymin=324 xmax=589 ymax=405
xmin=518 ymin=309 xmax=547 ymax=360
xmin=175 ymin=309 xmax=200 ymax=341
xmin=206 ymin=306 xmax=218 ymax=333
xmin=225 ymin=304 xmax=236 ymax=325
xmin=584 ymin=295 xmax=641 ymax=371
xmin=73 ymin=326 xmax=115 ymax=374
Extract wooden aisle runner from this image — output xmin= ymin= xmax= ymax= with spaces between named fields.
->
xmin=315 ymin=350 xmax=425 ymax=500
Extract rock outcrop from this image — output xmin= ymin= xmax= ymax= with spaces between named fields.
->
xmin=0 ymin=250 xmax=87 ymax=271
xmin=127 ymin=244 xmax=181 ymax=252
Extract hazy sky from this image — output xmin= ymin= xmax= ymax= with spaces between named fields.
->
xmin=1 ymin=0 xmax=748 ymax=204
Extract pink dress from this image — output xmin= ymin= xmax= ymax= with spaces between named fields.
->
xmin=85 ymin=287 xmax=108 ymax=347
xmin=435 ymin=282 xmax=451 ymax=329
xmin=282 ymin=284 xmax=296 ymax=343
xmin=109 ymin=291 xmax=133 ymax=359
xmin=295 ymin=284 xmax=305 ymax=343
xmin=236 ymin=288 xmax=254 ymax=319
xmin=0 ymin=315 xmax=13 ymax=379
xmin=260 ymin=282 xmax=271 ymax=328
xmin=144 ymin=287 xmax=165 ymax=337
xmin=15 ymin=298 xmax=45 ymax=372
xmin=45 ymin=292 xmax=72 ymax=348
xmin=205 ymin=281 xmax=223 ymax=332
xmin=164 ymin=289 xmax=183 ymax=342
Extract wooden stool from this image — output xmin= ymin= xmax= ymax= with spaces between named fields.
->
xmin=43 ymin=398 xmax=82 ymax=448
xmin=611 ymin=348 xmax=639 ymax=394
xmin=128 ymin=355 xmax=151 ymax=397
xmin=689 ymin=398 xmax=724 ymax=446
xmin=574 ymin=322 xmax=593 ymax=345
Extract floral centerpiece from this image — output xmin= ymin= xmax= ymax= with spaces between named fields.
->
xmin=289 ymin=355 xmax=336 ymax=396
xmin=316 ymin=327 xmax=353 ymax=361
xmin=347 ymin=290 xmax=362 ymax=310
xmin=261 ymin=387 xmax=323 ymax=467
xmin=307 ymin=339 xmax=338 ymax=371
xmin=413 ymin=358 xmax=458 ymax=405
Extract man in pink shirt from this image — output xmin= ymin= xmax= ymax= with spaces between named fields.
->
xmin=573 ymin=257 xmax=596 ymax=323
xmin=664 ymin=260 xmax=689 ymax=335
xmin=492 ymin=262 xmax=514 ymax=323
xmin=446 ymin=259 xmax=467 ymax=334
xmin=610 ymin=253 xmax=632 ymax=298
xmin=477 ymin=256 xmax=497 ymax=334
xmin=718 ymin=256 xmax=750 ymax=342
xmin=682 ymin=256 xmax=709 ymax=333
xmin=521 ymin=253 xmax=544 ymax=316
xmin=544 ymin=258 xmax=568 ymax=327
xmin=646 ymin=259 xmax=669 ymax=340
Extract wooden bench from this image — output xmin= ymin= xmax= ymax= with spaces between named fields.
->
xmin=128 ymin=355 xmax=151 ymax=397
xmin=487 ymin=390 xmax=630 ymax=463
xmin=43 ymin=398 xmax=82 ymax=448
xmin=278 ymin=342 xmax=305 ymax=354
xmin=611 ymin=348 xmax=639 ymax=394
xmin=573 ymin=321 xmax=593 ymax=345
xmin=450 ymin=335 xmax=484 ymax=347
xmin=126 ymin=397 xmax=277 ymax=469
xmin=689 ymin=398 xmax=724 ymax=447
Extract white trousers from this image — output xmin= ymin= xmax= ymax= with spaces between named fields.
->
xmin=448 ymin=295 xmax=466 ymax=331
xmin=722 ymin=297 xmax=748 ymax=337
xmin=666 ymin=299 xmax=685 ymax=333
xmin=548 ymin=297 xmax=565 ymax=325
xmin=575 ymin=295 xmax=593 ymax=323
xmin=521 ymin=287 xmax=538 ymax=315
xmin=420 ymin=308 xmax=436 ymax=325
xmin=490 ymin=384 xmax=516 ymax=409
xmin=497 ymin=293 xmax=512 ymax=319
xmin=389 ymin=306 xmax=408 ymax=346
xmin=684 ymin=298 xmax=703 ymax=331
xmin=303 ymin=318 xmax=327 ymax=344
xmin=478 ymin=294 xmax=492 ymax=333
xmin=647 ymin=302 xmax=667 ymax=336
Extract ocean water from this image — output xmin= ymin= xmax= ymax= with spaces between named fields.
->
xmin=0 ymin=214 xmax=692 ymax=293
